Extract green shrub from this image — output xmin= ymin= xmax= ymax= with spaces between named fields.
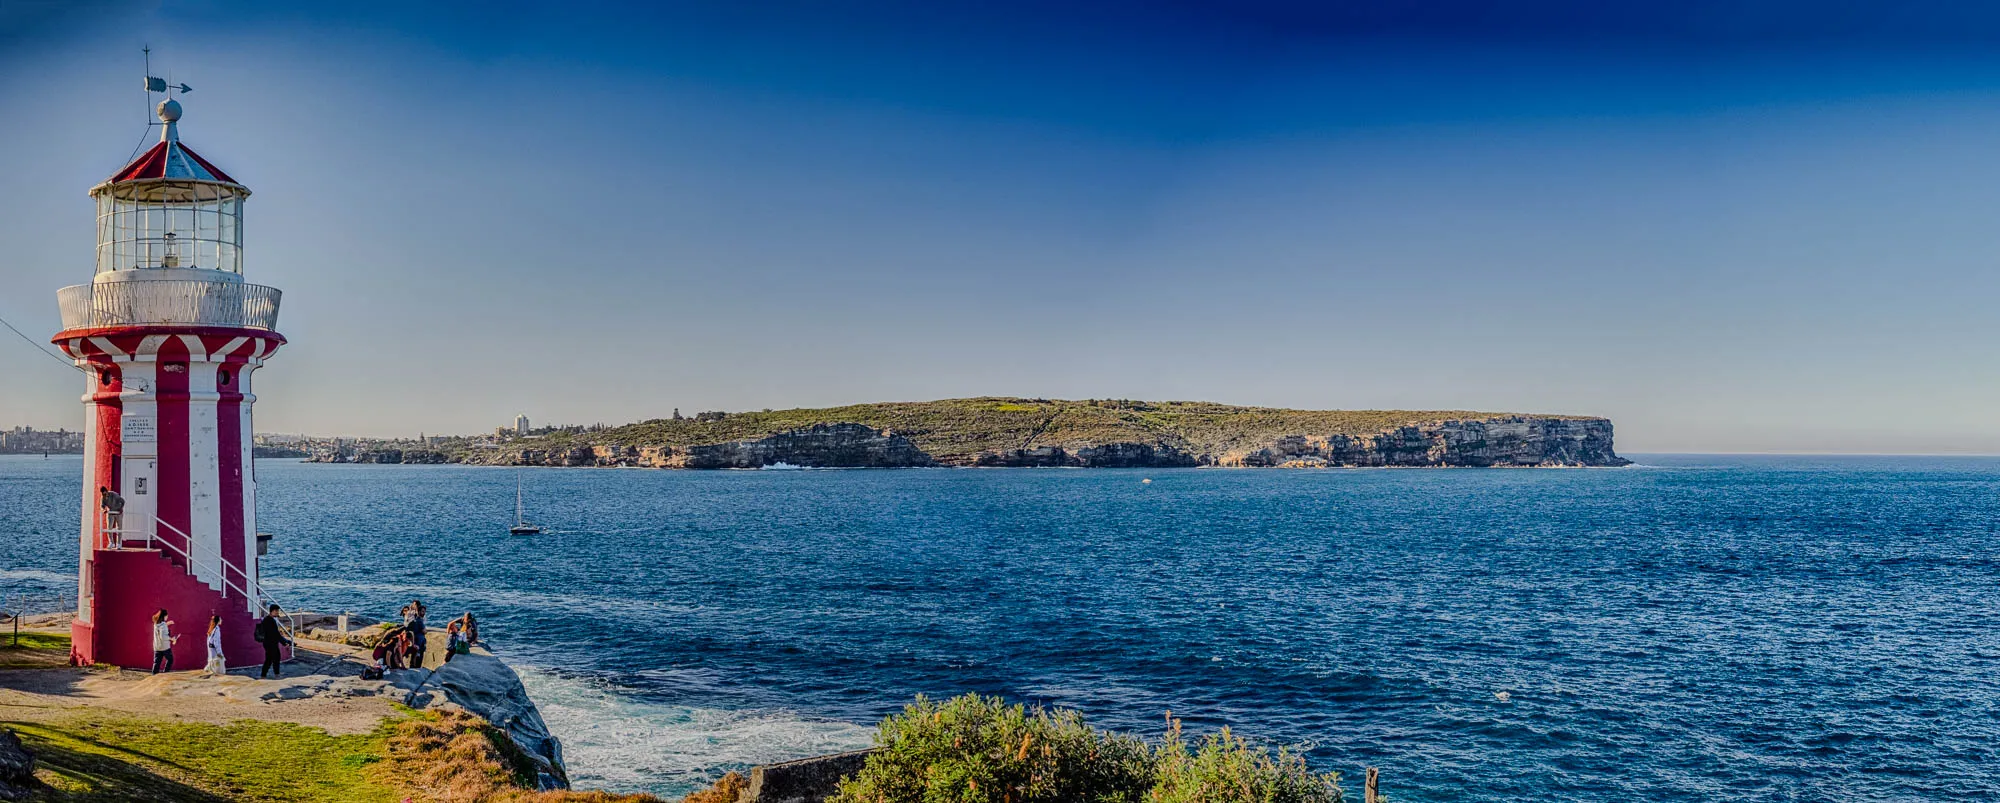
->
xmin=830 ymin=696 xmax=1345 ymax=803
xmin=830 ymin=694 xmax=1155 ymax=803
xmin=1150 ymin=719 xmax=1343 ymax=803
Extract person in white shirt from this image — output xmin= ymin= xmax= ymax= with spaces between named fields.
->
xmin=149 ymin=609 xmax=178 ymax=674
xmin=202 ymin=615 xmax=226 ymax=677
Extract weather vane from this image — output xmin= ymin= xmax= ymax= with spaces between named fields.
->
xmin=142 ymin=45 xmax=192 ymax=96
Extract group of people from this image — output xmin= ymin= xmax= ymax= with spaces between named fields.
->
xmin=147 ymin=600 xmax=478 ymax=680
xmin=147 ymin=603 xmax=292 ymax=678
xmin=366 ymin=600 xmax=479 ymax=677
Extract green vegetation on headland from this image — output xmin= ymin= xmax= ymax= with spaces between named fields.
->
xmin=437 ymin=397 xmax=1625 ymax=468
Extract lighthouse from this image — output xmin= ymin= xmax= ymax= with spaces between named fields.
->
xmin=52 ymin=93 xmax=289 ymax=670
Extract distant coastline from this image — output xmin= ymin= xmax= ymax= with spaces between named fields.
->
xmin=282 ymin=397 xmax=1631 ymax=469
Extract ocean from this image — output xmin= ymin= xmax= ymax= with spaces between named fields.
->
xmin=3 ymin=454 xmax=1997 ymax=800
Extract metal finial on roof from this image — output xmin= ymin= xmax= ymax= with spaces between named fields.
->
xmin=157 ymin=98 xmax=182 ymax=143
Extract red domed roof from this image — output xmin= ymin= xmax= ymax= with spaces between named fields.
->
xmin=108 ymin=140 xmax=238 ymax=185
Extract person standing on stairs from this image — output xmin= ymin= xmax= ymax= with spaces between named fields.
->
xmin=100 ymin=486 xmax=125 ymax=547
xmin=255 ymin=604 xmax=291 ymax=678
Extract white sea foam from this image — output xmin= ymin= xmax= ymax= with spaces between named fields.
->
xmin=514 ymin=665 xmax=873 ymax=797
xmin=0 ymin=568 xmax=74 ymax=587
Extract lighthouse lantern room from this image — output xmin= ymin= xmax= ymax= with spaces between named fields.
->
xmin=53 ymin=87 xmax=290 ymax=670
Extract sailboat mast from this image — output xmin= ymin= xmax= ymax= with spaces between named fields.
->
xmin=516 ymin=473 xmax=524 ymax=525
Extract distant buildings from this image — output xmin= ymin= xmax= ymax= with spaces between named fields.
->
xmin=0 ymin=426 xmax=85 ymax=454
xmin=514 ymin=414 xmax=531 ymax=435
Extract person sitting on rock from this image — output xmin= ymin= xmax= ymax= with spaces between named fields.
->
xmin=404 ymin=625 xmax=426 ymax=669
xmin=443 ymin=620 xmax=470 ymax=663
xmin=384 ymin=629 xmax=409 ymax=671
xmin=454 ymin=612 xmax=479 ymax=647
xmin=403 ymin=600 xmax=428 ymax=665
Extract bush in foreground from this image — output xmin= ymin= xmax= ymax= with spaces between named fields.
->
xmin=680 ymin=771 xmax=748 ymax=803
xmin=824 ymin=694 xmax=1342 ymax=803
xmin=1150 ymin=721 xmax=1342 ymax=803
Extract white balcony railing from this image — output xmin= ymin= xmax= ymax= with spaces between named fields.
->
xmin=57 ymin=279 xmax=281 ymax=332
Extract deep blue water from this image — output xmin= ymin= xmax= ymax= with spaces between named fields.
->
xmin=4 ymin=454 xmax=1999 ymax=800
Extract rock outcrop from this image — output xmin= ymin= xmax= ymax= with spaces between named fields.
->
xmin=0 ymin=728 xmax=33 ymax=801
xmin=398 ymin=650 xmax=569 ymax=790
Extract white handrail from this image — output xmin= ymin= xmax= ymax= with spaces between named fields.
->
xmin=142 ymin=514 xmax=298 ymax=643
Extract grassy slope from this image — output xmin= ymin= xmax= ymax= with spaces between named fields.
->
xmin=0 ymin=632 xmax=658 ymax=802
xmin=4 ymin=708 xmax=666 ymax=803
xmin=0 ymin=633 xmax=72 ymax=670
xmin=7 ymin=714 xmax=399 ymax=803
xmin=504 ymin=398 xmax=1592 ymax=462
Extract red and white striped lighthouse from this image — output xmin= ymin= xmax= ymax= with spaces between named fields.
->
xmin=52 ymin=94 xmax=288 ymax=670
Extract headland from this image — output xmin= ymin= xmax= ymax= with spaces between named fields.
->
xmin=308 ymin=397 xmax=1630 ymax=469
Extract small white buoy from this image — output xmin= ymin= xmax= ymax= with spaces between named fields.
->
xmin=1142 ymin=478 xmax=1152 ymax=484
xmin=1495 ymin=691 xmax=1512 ymax=702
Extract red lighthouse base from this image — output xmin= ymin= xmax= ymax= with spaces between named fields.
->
xmin=71 ymin=548 xmax=288 ymax=670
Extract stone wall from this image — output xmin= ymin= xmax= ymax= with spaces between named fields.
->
xmin=737 ymin=749 xmax=876 ymax=803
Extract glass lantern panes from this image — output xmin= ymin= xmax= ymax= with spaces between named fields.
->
xmin=94 ymin=181 xmax=246 ymax=274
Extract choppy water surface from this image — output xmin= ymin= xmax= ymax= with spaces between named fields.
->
xmin=4 ymin=454 xmax=1998 ymax=800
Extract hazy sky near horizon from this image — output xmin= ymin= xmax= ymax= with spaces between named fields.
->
xmin=7 ymin=1 xmax=2000 ymax=452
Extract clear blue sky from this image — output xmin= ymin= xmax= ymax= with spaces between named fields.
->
xmin=7 ymin=1 xmax=2000 ymax=452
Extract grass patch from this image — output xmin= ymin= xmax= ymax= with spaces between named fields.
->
xmin=3 ymin=708 xmax=667 ymax=803
xmin=0 ymin=632 xmax=73 ymax=669
xmin=4 ymin=712 xmax=401 ymax=802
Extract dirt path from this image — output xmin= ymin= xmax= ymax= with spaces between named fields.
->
xmin=0 ymin=629 xmax=410 ymax=736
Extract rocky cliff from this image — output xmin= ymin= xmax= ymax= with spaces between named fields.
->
xmin=397 ymin=648 xmax=570 ymax=790
xmin=466 ymin=399 xmax=1629 ymax=469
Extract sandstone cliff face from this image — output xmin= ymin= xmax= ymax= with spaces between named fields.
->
xmin=303 ymin=449 xmax=450 ymax=464
xmin=513 ymin=423 xmax=935 ymax=469
xmin=492 ymin=417 xmax=1625 ymax=469
xmin=972 ymin=442 xmax=1203 ymax=468
xmin=1221 ymin=417 xmax=1627 ymax=467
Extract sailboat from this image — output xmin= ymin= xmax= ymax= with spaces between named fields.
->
xmin=509 ymin=472 xmax=543 ymax=535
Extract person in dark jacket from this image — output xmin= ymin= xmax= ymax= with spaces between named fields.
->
xmin=254 ymin=604 xmax=292 ymax=678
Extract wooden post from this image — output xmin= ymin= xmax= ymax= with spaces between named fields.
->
xmin=1364 ymin=767 xmax=1380 ymax=803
